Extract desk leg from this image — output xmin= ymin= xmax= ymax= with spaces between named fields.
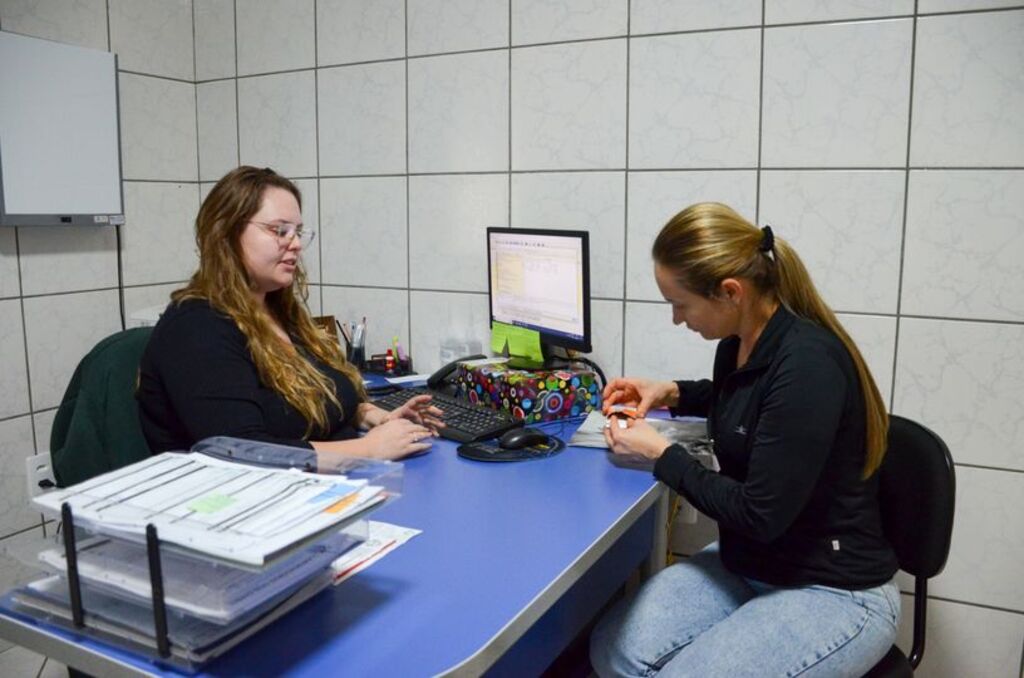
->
xmin=642 ymin=487 xmax=669 ymax=578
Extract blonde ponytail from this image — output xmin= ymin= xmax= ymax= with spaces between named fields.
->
xmin=653 ymin=203 xmax=888 ymax=477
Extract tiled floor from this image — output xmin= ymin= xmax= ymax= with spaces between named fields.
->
xmin=0 ymin=645 xmax=67 ymax=678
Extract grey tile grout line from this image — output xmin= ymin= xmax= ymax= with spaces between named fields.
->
xmin=0 ymin=409 xmax=56 ymax=424
xmin=952 ymin=462 xmax=1024 ymax=475
xmin=619 ymin=1 xmax=632 ymax=375
xmin=188 ymin=3 xmax=1024 ymax=84
xmin=921 ymin=4 xmax=1024 ymax=19
xmin=507 ymin=0 xmax=512 ymax=236
xmin=187 ymin=4 xmax=1024 ymax=84
xmin=234 ymin=0 xmax=241 ymax=168
xmin=8 ymin=282 xmax=1024 ymax=329
xmin=192 ymin=0 xmax=202 ymax=194
xmin=15 ymin=286 xmax=178 ymax=300
xmin=0 ymin=412 xmax=50 ymax=426
xmin=14 ymin=229 xmax=38 ymax=452
xmin=313 ymin=0 xmax=323 ymax=314
xmin=890 ymin=2 xmax=919 ymax=412
xmin=0 ymin=521 xmax=51 ymax=542
xmin=914 ymin=593 xmax=1024 ymax=618
xmin=120 ymin=168 xmax=1024 ymax=183
xmin=112 ymin=168 xmax=1024 ymax=185
xmin=405 ymin=0 xmax=412 ymax=355
xmin=119 ymin=178 xmax=207 ymax=184
xmin=105 ymin=0 xmax=111 ymax=53
xmin=117 ymin=69 xmax=194 ymax=85
xmin=754 ymin=0 xmax=766 ymax=224
xmin=301 ymin=287 xmax=1024 ymax=327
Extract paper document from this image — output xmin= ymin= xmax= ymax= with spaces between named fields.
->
xmin=569 ymin=410 xmax=707 ymax=448
xmin=13 ymin=572 xmax=332 ymax=667
xmin=33 ymin=452 xmax=385 ymax=567
xmin=37 ymin=531 xmax=357 ymax=623
xmin=332 ymin=521 xmax=421 ymax=585
xmin=570 ymin=411 xmax=715 ymax=471
xmin=385 ymin=373 xmax=429 ymax=385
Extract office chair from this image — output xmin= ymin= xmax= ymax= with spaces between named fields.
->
xmin=864 ymin=415 xmax=956 ymax=677
xmin=49 ymin=327 xmax=154 ymax=487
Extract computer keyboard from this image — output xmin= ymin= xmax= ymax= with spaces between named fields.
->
xmin=371 ymin=387 xmax=521 ymax=443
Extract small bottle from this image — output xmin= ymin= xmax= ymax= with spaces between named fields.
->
xmin=385 ymin=348 xmax=395 ymax=372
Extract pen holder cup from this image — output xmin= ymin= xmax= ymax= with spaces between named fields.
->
xmin=347 ymin=345 xmax=365 ymax=370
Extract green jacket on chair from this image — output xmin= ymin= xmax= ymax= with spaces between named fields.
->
xmin=50 ymin=327 xmax=154 ymax=487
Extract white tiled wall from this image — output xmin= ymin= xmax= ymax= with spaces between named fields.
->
xmin=0 ymin=5 xmax=201 ymax=666
xmin=0 ymin=2 xmax=1022 ymax=675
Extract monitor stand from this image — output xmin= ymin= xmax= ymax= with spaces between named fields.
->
xmin=506 ymin=344 xmax=557 ymax=371
xmin=506 ymin=355 xmax=547 ymax=371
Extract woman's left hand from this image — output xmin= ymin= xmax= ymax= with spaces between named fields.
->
xmin=383 ymin=394 xmax=445 ymax=434
xmin=603 ymin=417 xmax=670 ymax=461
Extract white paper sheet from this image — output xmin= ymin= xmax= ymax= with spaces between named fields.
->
xmin=34 ymin=452 xmax=384 ymax=567
xmin=331 ymin=521 xmax=421 ymax=584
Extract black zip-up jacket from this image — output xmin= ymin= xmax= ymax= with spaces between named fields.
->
xmin=654 ymin=306 xmax=898 ymax=589
xmin=138 ymin=299 xmax=362 ymax=453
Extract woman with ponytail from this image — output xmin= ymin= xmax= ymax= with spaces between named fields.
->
xmin=590 ymin=203 xmax=899 ymax=677
xmin=138 ymin=166 xmax=440 ymax=461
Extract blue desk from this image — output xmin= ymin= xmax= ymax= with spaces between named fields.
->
xmin=0 ymin=419 xmax=667 ymax=676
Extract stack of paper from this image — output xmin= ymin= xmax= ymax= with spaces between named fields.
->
xmin=6 ymin=441 xmax=405 ymax=671
xmin=12 ymin=572 xmax=333 ymax=667
xmin=37 ymin=531 xmax=358 ymax=623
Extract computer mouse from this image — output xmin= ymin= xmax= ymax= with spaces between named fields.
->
xmin=498 ymin=427 xmax=550 ymax=450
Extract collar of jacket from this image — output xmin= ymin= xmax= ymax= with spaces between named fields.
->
xmin=721 ymin=303 xmax=797 ymax=376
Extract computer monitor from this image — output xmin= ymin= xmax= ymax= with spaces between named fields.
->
xmin=486 ymin=227 xmax=591 ymax=366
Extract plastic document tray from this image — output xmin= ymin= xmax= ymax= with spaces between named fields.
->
xmin=7 ymin=570 xmax=334 ymax=672
xmin=31 ymin=441 xmax=405 ymax=570
xmin=29 ymin=525 xmax=364 ymax=624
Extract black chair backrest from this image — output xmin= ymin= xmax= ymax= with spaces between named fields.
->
xmin=876 ymin=415 xmax=956 ymax=578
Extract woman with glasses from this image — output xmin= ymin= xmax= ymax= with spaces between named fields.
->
xmin=137 ymin=166 xmax=440 ymax=460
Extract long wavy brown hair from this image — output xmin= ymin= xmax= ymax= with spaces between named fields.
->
xmin=173 ymin=166 xmax=364 ymax=436
xmin=652 ymin=202 xmax=888 ymax=478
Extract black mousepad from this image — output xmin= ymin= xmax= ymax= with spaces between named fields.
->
xmin=457 ymin=436 xmax=565 ymax=462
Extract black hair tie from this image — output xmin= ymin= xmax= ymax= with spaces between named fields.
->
xmin=759 ymin=225 xmax=775 ymax=254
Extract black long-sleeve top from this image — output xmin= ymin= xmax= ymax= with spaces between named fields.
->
xmin=654 ymin=306 xmax=898 ymax=589
xmin=137 ymin=299 xmax=361 ymax=453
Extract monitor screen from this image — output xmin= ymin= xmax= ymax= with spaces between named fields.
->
xmin=487 ymin=227 xmax=591 ymax=354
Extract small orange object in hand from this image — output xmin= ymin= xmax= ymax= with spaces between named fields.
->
xmin=604 ymin=403 xmax=640 ymax=419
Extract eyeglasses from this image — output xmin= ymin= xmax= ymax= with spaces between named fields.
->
xmin=250 ymin=220 xmax=316 ymax=246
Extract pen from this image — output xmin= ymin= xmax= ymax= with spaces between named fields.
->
xmin=336 ymin=320 xmax=352 ymax=348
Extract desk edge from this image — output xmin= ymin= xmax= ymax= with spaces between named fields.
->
xmin=0 ymin=614 xmax=160 ymax=678
xmin=438 ymin=481 xmax=667 ymax=677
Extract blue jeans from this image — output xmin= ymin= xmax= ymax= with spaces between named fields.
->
xmin=591 ymin=543 xmax=900 ymax=677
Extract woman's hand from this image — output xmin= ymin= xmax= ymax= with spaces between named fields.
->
xmin=382 ymin=394 xmax=445 ymax=434
xmin=603 ymin=417 xmax=670 ymax=461
xmin=602 ymin=377 xmax=680 ymax=417
xmin=358 ymin=418 xmax=434 ymax=460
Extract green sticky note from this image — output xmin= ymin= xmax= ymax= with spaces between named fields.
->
xmin=507 ymin=325 xmax=543 ymax=362
xmin=491 ymin=321 xmax=511 ymax=354
xmin=189 ymin=493 xmax=236 ymax=514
